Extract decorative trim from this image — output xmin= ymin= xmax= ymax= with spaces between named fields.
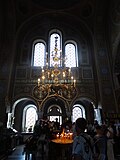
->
xmin=82 ymin=67 xmax=93 ymax=79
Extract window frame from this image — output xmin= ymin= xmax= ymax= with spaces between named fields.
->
xmin=72 ymin=104 xmax=86 ymax=123
xmin=32 ymin=29 xmax=78 ymax=68
xmin=65 ymin=40 xmax=78 ymax=67
xmin=22 ymin=104 xmax=38 ymax=132
xmin=32 ymin=39 xmax=46 ymax=67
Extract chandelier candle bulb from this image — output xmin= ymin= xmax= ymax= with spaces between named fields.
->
xmin=46 ymin=62 xmax=48 ymax=66
xmin=48 ymin=72 xmax=50 ymax=78
xmin=51 ymin=74 xmax=54 ymax=78
xmin=42 ymin=75 xmax=45 ymax=84
xmin=69 ymin=132 xmax=73 ymax=139
xmin=56 ymin=133 xmax=59 ymax=139
xmin=69 ymin=68 xmax=71 ymax=76
xmin=38 ymin=78 xmax=40 ymax=87
xmin=74 ymin=79 xmax=76 ymax=87
xmin=63 ymin=72 xmax=65 ymax=78
xmin=71 ymin=76 xmax=73 ymax=84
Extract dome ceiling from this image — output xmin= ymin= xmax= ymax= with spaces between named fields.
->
xmin=32 ymin=0 xmax=84 ymax=9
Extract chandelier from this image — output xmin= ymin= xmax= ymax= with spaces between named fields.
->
xmin=33 ymin=35 xmax=77 ymax=101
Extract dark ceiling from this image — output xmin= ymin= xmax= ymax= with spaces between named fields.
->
xmin=32 ymin=0 xmax=82 ymax=9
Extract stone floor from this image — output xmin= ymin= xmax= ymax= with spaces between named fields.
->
xmin=7 ymin=145 xmax=25 ymax=160
xmin=7 ymin=144 xmax=49 ymax=160
xmin=3 ymin=144 xmax=120 ymax=160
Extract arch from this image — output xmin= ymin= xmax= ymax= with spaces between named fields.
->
xmin=11 ymin=97 xmax=38 ymax=132
xmin=47 ymin=104 xmax=62 ymax=124
xmin=72 ymin=104 xmax=86 ymax=123
xmin=11 ymin=11 xmax=100 ymax=130
xmin=12 ymin=97 xmax=38 ymax=116
xmin=15 ymin=12 xmax=94 ymax=60
xmin=22 ymin=104 xmax=38 ymax=132
xmin=49 ymin=32 xmax=61 ymax=67
xmin=65 ymin=40 xmax=78 ymax=67
xmin=32 ymin=39 xmax=46 ymax=67
xmin=40 ymin=96 xmax=70 ymax=122
xmin=71 ymin=97 xmax=101 ymax=124
xmin=71 ymin=96 xmax=97 ymax=109
xmin=41 ymin=96 xmax=69 ymax=112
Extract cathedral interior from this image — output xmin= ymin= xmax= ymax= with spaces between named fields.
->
xmin=0 ymin=0 xmax=120 ymax=134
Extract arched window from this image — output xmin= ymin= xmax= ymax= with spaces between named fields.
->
xmin=50 ymin=33 xmax=61 ymax=67
xmin=32 ymin=29 xmax=78 ymax=68
xmin=47 ymin=105 xmax=62 ymax=125
xmin=22 ymin=105 xmax=38 ymax=132
xmin=65 ymin=42 xmax=77 ymax=67
xmin=33 ymin=41 xmax=46 ymax=67
xmin=72 ymin=104 xmax=86 ymax=123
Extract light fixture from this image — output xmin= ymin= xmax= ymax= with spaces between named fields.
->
xmin=33 ymin=35 xmax=77 ymax=101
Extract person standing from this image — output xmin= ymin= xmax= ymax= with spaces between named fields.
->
xmin=107 ymin=122 xmax=115 ymax=160
xmin=72 ymin=118 xmax=94 ymax=160
xmin=94 ymin=125 xmax=108 ymax=160
xmin=54 ymin=118 xmax=60 ymax=130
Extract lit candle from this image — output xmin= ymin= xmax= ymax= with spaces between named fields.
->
xmin=56 ymin=133 xmax=59 ymax=139
xmin=63 ymin=72 xmax=65 ymax=78
xmin=69 ymin=67 xmax=71 ymax=74
xmin=74 ymin=79 xmax=76 ymax=87
xmin=48 ymin=72 xmax=50 ymax=78
xmin=64 ymin=133 xmax=67 ymax=139
xmin=46 ymin=62 xmax=48 ymax=66
xmin=42 ymin=75 xmax=45 ymax=84
xmin=61 ymin=134 xmax=63 ymax=140
xmin=51 ymin=74 xmax=54 ymax=78
xmin=38 ymin=78 xmax=40 ymax=87
xmin=69 ymin=132 xmax=73 ymax=140
xmin=71 ymin=76 xmax=73 ymax=84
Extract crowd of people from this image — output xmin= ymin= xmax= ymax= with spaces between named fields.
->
xmin=72 ymin=118 xmax=120 ymax=160
xmin=24 ymin=116 xmax=120 ymax=160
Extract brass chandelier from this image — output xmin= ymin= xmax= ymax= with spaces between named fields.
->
xmin=33 ymin=35 xmax=77 ymax=101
